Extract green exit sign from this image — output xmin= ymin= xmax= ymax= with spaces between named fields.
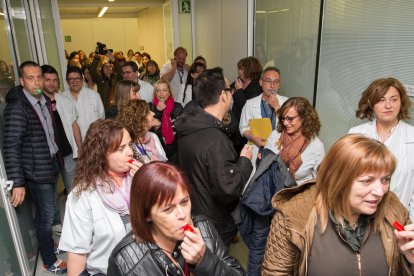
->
xmin=179 ymin=0 xmax=191 ymax=13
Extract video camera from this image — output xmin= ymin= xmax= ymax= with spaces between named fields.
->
xmin=96 ymin=42 xmax=107 ymax=55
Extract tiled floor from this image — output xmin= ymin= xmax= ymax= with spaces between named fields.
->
xmin=35 ymin=194 xmax=67 ymax=276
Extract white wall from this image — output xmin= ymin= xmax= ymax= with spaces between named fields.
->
xmin=60 ymin=7 xmax=165 ymax=65
xmin=193 ymin=0 xmax=248 ymax=81
xmin=136 ymin=7 xmax=166 ymax=63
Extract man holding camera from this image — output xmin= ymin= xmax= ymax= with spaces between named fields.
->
xmin=160 ymin=46 xmax=190 ymax=100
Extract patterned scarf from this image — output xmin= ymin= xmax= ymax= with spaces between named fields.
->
xmin=153 ymin=96 xmax=175 ymax=145
xmin=278 ymin=130 xmax=309 ymax=174
xmin=329 ymin=211 xmax=369 ymax=252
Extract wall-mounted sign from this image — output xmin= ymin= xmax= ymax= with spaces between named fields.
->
xmin=179 ymin=0 xmax=191 ymax=14
xmin=64 ymin=36 xmax=71 ymax=42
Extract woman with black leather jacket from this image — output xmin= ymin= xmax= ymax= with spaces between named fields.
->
xmin=107 ymin=162 xmax=246 ymax=276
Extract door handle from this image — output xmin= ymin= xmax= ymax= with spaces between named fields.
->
xmin=2 ymin=180 xmax=14 ymax=191
xmin=5 ymin=180 xmax=14 ymax=191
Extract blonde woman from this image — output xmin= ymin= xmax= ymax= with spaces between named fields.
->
xmin=149 ymin=79 xmax=183 ymax=159
xmin=263 ymin=134 xmax=414 ymax=275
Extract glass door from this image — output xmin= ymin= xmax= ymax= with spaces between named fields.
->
xmin=1 ymin=0 xmax=46 ymax=274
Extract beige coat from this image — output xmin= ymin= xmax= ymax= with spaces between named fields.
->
xmin=262 ymin=182 xmax=412 ymax=276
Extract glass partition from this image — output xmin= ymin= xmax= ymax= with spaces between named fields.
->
xmin=0 ymin=0 xmax=38 ymax=274
xmin=8 ymin=0 xmax=34 ymax=63
xmin=0 ymin=160 xmax=22 ymax=276
xmin=254 ymin=0 xmax=320 ymax=101
xmin=315 ymin=0 xmax=414 ymax=148
xmin=37 ymin=0 xmax=65 ymax=89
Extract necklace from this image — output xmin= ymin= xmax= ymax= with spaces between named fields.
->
xmin=376 ymin=120 xmax=398 ymax=143
xmin=352 ymin=221 xmax=358 ymax=229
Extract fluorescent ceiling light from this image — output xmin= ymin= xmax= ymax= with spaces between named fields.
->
xmin=268 ymin=9 xmax=290 ymax=13
xmin=256 ymin=9 xmax=290 ymax=14
xmin=108 ymin=0 xmax=115 ymax=2
xmin=98 ymin=7 xmax=108 ymax=17
xmin=0 ymin=12 xmax=4 ymax=16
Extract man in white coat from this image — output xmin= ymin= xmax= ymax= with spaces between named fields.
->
xmin=239 ymin=66 xmax=288 ymax=170
xmin=63 ymin=66 xmax=104 ymax=140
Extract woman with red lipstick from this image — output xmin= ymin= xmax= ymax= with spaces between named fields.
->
xmin=265 ymin=97 xmax=325 ymax=185
xmin=349 ymin=78 xmax=414 ymax=221
xmin=262 ymin=135 xmax=414 ymax=275
xmin=58 ymin=119 xmax=142 ymax=275
xmin=108 ymin=162 xmax=246 ymax=276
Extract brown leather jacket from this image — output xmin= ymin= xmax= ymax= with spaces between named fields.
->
xmin=262 ymin=182 xmax=412 ymax=276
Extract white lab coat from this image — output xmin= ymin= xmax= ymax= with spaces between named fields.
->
xmin=59 ymin=186 xmax=128 ymax=275
xmin=239 ymin=94 xmax=289 ymax=179
xmin=63 ymin=87 xmax=105 ymax=140
xmin=55 ymin=93 xmax=79 ymax=158
xmin=349 ymin=120 xmax=414 ymax=220
xmin=138 ymin=79 xmax=154 ymax=103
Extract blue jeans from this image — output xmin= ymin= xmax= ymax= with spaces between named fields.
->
xmin=27 ymin=158 xmax=59 ymax=266
xmin=53 ymin=154 xmax=77 ymax=226
xmin=61 ymin=154 xmax=76 ymax=193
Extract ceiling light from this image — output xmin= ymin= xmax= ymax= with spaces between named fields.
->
xmin=0 ymin=12 xmax=5 ymax=16
xmin=108 ymin=0 xmax=115 ymax=2
xmin=98 ymin=7 xmax=108 ymax=17
xmin=267 ymin=9 xmax=290 ymax=14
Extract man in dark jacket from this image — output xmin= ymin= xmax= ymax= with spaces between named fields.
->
xmin=3 ymin=61 xmax=67 ymax=273
xmin=175 ymin=67 xmax=253 ymax=246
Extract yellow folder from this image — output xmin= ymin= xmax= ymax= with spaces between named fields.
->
xmin=249 ymin=118 xmax=272 ymax=146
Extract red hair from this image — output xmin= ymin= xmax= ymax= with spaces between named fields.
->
xmin=129 ymin=162 xmax=190 ymax=243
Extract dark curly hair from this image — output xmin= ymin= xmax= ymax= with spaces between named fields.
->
xmin=117 ymin=99 xmax=150 ymax=139
xmin=277 ymin=97 xmax=321 ymax=140
xmin=356 ymin=77 xmax=411 ymax=121
xmin=73 ymin=119 xmax=132 ymax=196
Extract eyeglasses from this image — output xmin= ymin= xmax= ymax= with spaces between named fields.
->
xmin=67 ymin=77 xmax=83 ymax=82
xmin=262 ymin=79 xmax=280 ymax=85
xmin=280 ymin=115 xmax=299 ymax=123
xmin=122 ymin=71 xmax=134 ymax=75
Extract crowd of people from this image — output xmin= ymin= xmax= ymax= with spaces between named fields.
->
xmin=1 ymin=45 xmax=414 ymax=276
